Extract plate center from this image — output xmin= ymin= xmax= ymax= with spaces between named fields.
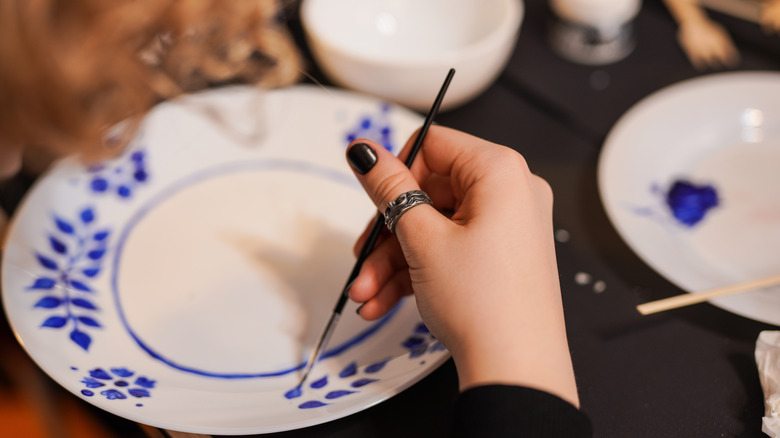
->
xmin=114 ymin=162 xmax=375 ymax=377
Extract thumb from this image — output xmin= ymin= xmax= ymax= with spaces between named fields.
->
xmin=346 ymin=139 xmax=438 ymax=237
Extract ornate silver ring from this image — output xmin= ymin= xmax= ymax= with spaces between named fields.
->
xmin=384 ymin=190 xmax=433 ymax=234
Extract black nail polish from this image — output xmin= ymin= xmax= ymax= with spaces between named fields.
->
xmin=347 ymin=143 xmax=377 ymax=175
xmin=356 ymin=303 xmax=365 ymax=316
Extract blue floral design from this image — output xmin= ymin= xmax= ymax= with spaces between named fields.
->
xmin=401 ymin=323 xmax=446 ymax=359
xmin=77 ymin=367 xmax=155 ymax=406
xmin=27 ymin=207 xmax=110 ymax=351
xmin=285 ymin=323 xmax=446 ymax=409
xmin=284 ymin=357 xmax=389 ymax=409
xmin=87 ymin=148 xmax=149 ymax=199
xmin=345 ymin=103 xmax=395 ymax=152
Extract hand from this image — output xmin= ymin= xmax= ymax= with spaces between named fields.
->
xmin=344 ymin=126 xmax=579 ymax=406
xmin=677 ymin=16 xmax=739 ymax=69
xmin=761 ymin=0 xmax=780 ymax=33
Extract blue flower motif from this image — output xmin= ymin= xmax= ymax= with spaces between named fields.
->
xmin=87 ymin=147 xmax=149 ymax=199
xmin=77 ymin=367 xmax=155 ymax=406
xmin=27 ymin=207 xmax=110 ymax=351
xmin=344 ymin=103 xmax=395 ymax=152
xmin=285 ymin=322 xmax=448 ymax=409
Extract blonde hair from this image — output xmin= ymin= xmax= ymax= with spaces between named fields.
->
xmin=0 ymin=0 xmax=301 ymax=160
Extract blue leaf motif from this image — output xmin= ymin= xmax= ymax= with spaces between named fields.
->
xmin=365 ymin=357 xmax=390 ymax=374
xmin=325 ymin=390 xmax=356 ymax=399
xmin=77 ymin=316 xmax=101 ymax=327
xmin=41 ymin=316 xmax=68 ymax=328
xmin=339 ymin=361 xmax=358 ymax=378
xmin=311 ymin=375 xmax=328 ymax=389
xmin=71 ymin=298 xmax=97 ymax=310
xmin=55 ymin=217 xmax=75 ymax=234
xmin=28 ymin=278 xmax=56 ymax=290
xmin=284 ymin=387 xmax=303 ymax=399
xmin=81 ymin=377 xmax=105 ymax=388
xmin=350 ymin=378 xmax=377 ymax=388
xmin=80 ymin=208 xmax=95 ymax=224
xmin=69 ymin=280 xmax=92 ymax=292
xmin=134 ymin=377 xmax=156 ymax=389
xmin=49 ymin=236 xmax=67 ymax=254
xmin=36 ymin=254 xmax=58 ymax=271
xmin=89 ymin=368 xmax=112 ymax=380
xmin=93 ymin=230 xmax=109 ymax=241
xmin=87 ymin=248 xmax=106 ymax=261
xmin=82 ymin=267 xmax=100 ymax=278
xmin=100 ymin=389 xmax=126 ymax=400
xmin=128 ymin=388 xmax=150 ymax=398
xmin=117 ymin=186 xmax=131 ymax=198
xmin=70 ymin=329 xmax=91 ymax=351
xmin=299 ymin=400 xmax=328 ymax=409
xmin=34 ymin=296 xmax=62 ymax=308
xmin=111 ymin=368 xmax=134 ymax=378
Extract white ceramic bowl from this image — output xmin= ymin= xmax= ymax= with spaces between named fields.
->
xmin=301 ymin=0 xmax=524 ymax=111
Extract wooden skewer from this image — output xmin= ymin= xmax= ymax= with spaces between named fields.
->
xmin=636 ymin=273 xmax=780 ymax=315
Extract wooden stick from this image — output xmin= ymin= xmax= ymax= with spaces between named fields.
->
xmin=637 ymin=273 xmax=780 ymax=315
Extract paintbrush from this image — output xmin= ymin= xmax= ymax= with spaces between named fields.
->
xmin=296 ymin=68 xmax=456 ymax=389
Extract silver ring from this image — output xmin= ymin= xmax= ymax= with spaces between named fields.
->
xmin=384 ymin=190 xmax=433 ymax=234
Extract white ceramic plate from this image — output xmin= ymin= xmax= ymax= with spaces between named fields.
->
xmin=599 ymin=72 xmax=780 ymax=326
xmin=1 ymin=85 xmax=449 ymax=434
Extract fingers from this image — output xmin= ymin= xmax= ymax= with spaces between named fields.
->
xmin=349 ymin=235 xmax=407 ymax=303
xmin=346 ymin=139 xmax=440 ymax=238
xmin=356 ymin=271 xmax=413 ymax=321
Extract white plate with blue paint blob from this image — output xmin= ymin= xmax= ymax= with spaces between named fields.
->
xmin=1 ymin=85 xmax=449 ymax=434
xmin=599 ymin=71 xmax=780 ymax=326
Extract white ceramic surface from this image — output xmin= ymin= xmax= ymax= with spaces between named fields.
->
xmin=1 ymin=85 xmax=450 ymax=434
xmin=599 ymin=71 xmax=780 ymax=326
xmin=301 ymin=0 xmax=523 ymax=111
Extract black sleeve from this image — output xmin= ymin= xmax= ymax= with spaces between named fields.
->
xmin=452 ymin=385 xmax=592 ymax=437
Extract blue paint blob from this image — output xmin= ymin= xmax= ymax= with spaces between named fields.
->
xmin=365 ymin=357 xmax=390 ymax=374
xmin=90 ymin=178 xmax=109 ymax=192
xmin=114 ymin=380 xmax=129 ymax=387
xmin=311 ymin=375 xmax=328 ymax=389
xmin=284 ymin=387 xmax=303 ymax=399
xmin=665 ymin=180 xmax=719 ymax=226
xmin=136 ymin=403 xmax=143 ymax=407
xmin=81 ymin=389 xmax=94 ymax=397
xmin=339 ymin=361 xmax=358 ymax=378
xmin=325 ymin=390 xmax=356 ymax=399
xmin=299 ymin=400 xmax=328 ymax=409
xmin=350 ymin=378 xmax=377 ymax=388
xmin=71 ymin=366 xmax=78 ymax=371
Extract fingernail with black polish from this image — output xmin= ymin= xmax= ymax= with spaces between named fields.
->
xmin=347 ymin=143 xmax=377 ymax=175
xmin=356 ymin=303 xmax=365 ymax=316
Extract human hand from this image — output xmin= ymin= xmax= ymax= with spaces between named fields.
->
xmin=676 ymin=16 xmax=739 ymax=69
xmin=761 ymin=0 xmax=780 ymax=33
xmin=344 ymin=126 xmax=579 ymax=406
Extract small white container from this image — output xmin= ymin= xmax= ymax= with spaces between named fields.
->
xmin=549 ymin=0 xmax=641 ymax=65
xmin=301 ymin=0 xmax=524 ymax=111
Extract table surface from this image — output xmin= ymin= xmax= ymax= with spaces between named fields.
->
xmin=2 ymin=1 xmax=779 ymax=437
